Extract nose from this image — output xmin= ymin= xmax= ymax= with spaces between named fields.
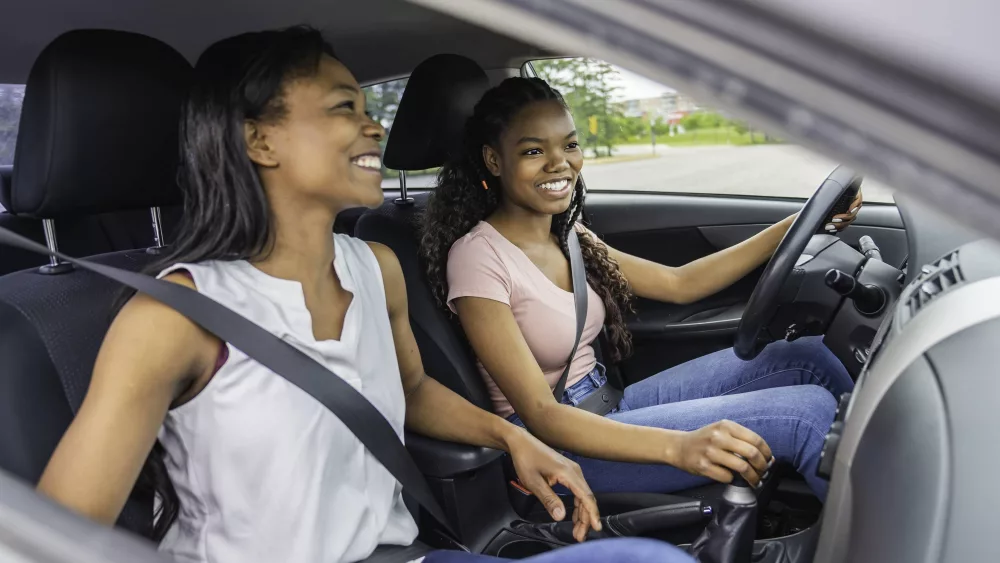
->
xmin=364 ymin=115 xmax=386 ymax=142
xmin=545 ymin=150 xmax=570 ymax=173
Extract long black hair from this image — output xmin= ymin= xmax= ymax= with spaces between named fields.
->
xmin=130 ymin=26 xmax=336 ymax=542
xmin=420 ymin=77 xmax=634 ymax=362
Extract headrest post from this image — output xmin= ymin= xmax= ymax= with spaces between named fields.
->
xmin=146 ymin=206 xmax=166 ymax=255
xmin=394 ymin=170 xmax=414 ymax=206
xmin=38 ymin=219 xmax=73 ymax=275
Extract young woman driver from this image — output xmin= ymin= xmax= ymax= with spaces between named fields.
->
xmin=35 ymin=28 xmax=696 ymax=563
xmin=422 ymin=77 xmax=859 ymax=501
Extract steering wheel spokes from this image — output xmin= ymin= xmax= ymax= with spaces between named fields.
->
xmin=733 ymin=166 xmax=864 ymax=360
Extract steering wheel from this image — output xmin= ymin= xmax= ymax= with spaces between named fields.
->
xmin=733 ymin=166 xmax=864 ymax=360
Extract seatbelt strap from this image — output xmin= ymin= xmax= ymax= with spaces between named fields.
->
xmin=552 ymin=228 xmax=588 ymax=401
xmin=0 ymin=227 xmax=457 ymax=538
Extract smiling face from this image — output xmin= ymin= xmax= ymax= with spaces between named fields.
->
xmin=483 ymin=99 xmax=583 ymax=216
xmin=246 ymin=54 xmax=387 ymax=212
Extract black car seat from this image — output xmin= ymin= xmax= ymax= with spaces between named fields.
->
xmin=0 ymin=33 xmax=184 ymax=276
xmin=355 ymin=55 xmax=732 ymax=522
xmin=0 ymin=29 xmax=191 ymax=537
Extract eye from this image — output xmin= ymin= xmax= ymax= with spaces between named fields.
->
xmin=332 ymin=100 xmax=356 ymax=112
xmin=566 ymin=141 xmax=580 ymax=150
xmin=523 ymin=148 xmax=543 ymax=156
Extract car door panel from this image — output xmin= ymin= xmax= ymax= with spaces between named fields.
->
xmin=583 ymin=192 xmax=906 ymax=383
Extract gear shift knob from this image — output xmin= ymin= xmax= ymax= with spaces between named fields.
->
xmin=688 ymin=458 xmax=758 ymax=563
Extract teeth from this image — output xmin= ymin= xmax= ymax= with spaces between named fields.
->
xmin=539 ymin=180 xmax=570 ymax=191
xmin=352 ymin=155 xmax=382 ymax=170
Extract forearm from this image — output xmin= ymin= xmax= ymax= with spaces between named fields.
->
xmin=404 ymin=375 xmax=518 ymax=452
xmin=672 ymin=215 xmax=794 ymax=303
xmin=523 ymin=402 xmax=684 ymax=465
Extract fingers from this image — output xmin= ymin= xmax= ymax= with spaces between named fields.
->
xmin=524 ymin=475 xmax=565 ymax=522
xmin=557 ymin=471 xmax=601 ymax=539
xmin=828 ymin=191 xmax=864 ymax=231
xmin=708 ymin=447 xmax=761 ymax=485
xmin=724 ymin=421 xmax=773 ymax=463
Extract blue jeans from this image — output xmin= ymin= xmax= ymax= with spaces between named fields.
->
xmin=424 ymin=538 xmax=693 ymax=562
xmin=508 ymin=337 xmax=852 ymax=499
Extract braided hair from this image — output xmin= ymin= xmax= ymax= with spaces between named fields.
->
xmin=420 ymin=77 xmax=633 ymax=361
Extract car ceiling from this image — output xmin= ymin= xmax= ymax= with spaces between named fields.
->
xmin=0 ymin=0 xmax=551 ymax=85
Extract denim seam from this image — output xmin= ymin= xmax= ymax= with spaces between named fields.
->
xmin=720 ymin=368 xmax=824 ymax=396
xmin=728 ymin=414 xmax=830 ymax=442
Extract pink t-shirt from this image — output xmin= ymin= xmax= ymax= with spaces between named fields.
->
xmin=446 ymin=221 xmax=606 ymax=418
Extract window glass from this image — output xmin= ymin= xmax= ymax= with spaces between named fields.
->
xmin=0 ymin=84 xmax=25 ymax=166
xmin=529 ymin=58 xmax=893 ymax=202
xmin=363 ymin=77 xmax=440 ymax=189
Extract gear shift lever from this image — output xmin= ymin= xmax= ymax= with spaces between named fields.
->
xmin=688 ymin=460 xmax=758 ymax=563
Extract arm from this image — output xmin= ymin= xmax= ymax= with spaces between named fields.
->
xmin=454 ymin=296 xmax=772 ymax=484
xmin=606 ymin=190 xmax=863 ymax=304
xmin=368 ymin=243 xmax=601 ymax=541
xmin=37 ymin=274 xmax=218 ymax=524
xmin=604 ymin=216 xmax=795 ymax=305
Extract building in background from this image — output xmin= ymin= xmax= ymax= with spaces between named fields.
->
xmin=621 ymin=90 xmax=700 ymax=125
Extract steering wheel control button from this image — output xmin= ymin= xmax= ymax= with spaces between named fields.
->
xmin=825 ymin=269 xmax=887 ymax=316
xmin=817 ymin=421 xmax=844 ymax=480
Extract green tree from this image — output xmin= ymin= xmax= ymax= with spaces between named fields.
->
xmin=533 ymin=58 xmax=625 ymax=157
xmin=364 ymin=78 xmax=408 ymax=131
xmin=650 ymin=117 xmax=671 ymax=137
xmin=615 ymin=115 xmax=648 ymax=142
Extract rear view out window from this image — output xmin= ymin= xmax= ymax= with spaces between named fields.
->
xmin=0 ymin=84 xmax=25 ymax=166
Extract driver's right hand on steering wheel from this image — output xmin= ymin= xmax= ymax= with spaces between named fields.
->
xmin=673 ymin=420 xmax=773 ymax=487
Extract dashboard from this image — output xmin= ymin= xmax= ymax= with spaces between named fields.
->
xmin=814 ymin=194 xmax=1000 ymax=563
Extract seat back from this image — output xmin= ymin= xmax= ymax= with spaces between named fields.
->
xmin=0 ymin=29 xmax=191 ymax=537
xmin=357 ymin=54 xmax=493 ymax=410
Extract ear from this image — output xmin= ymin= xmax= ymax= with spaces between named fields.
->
xmin=244 ymin=120 xmax=279 ymax=168
xmin=482 ymin=145 xmax=502 ymax=177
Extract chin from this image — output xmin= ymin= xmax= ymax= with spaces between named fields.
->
xmin=538 ymin=198 xmax=574 ymax=217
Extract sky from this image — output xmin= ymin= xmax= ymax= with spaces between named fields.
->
xmin=613 ymin=66 xmax=676 ymax=101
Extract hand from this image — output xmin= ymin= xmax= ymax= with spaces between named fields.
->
xmin=505 ymin=427 xmax=602 ymax=542
xmin=825 ymin=190 xmax=863 ymax=232
xmin=672 ymin=420 xmax=774 ymax=487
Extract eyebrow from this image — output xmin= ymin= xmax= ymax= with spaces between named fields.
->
xmin=332 ymin=84 xmax=360 ymax=94
xmin=516 ymin=130 xmax=578 ymax=145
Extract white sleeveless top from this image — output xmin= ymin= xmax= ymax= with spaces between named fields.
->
xmin=155 ymin=234 xmax=419 ymax=563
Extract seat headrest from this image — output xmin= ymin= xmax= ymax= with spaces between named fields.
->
xmin=383 ymin=54 xmax=489 ymax=172
xmin=0 ymin=165 xmax=11 ymax=210
xmin=10 ymin=30 xmax=192 ymax=219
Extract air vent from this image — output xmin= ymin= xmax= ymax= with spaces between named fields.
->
xmin=905 ymin=251 xmax=963 ymax=319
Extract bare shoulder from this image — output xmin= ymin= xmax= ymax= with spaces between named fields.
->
xmin=99 ymin=270 xmax=218 ymax=389
xmin=365 ymin=241 xmax=408 ymax=311
xmin=366 ymin=241 xmax=405 ymax=282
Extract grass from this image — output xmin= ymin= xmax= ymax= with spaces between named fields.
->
xmin=622 ymin=127 xmax=776 ymax=147
xmin=584 ymin=153 xmax=660 ymax=165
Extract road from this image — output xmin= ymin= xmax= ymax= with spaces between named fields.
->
xmin=385 ymin=144 xmax=895 ymax=203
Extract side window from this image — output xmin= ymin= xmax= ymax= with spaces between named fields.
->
xmin=363 ymin=77 xmax=439 ymax=189
xmin=528 ymin=58 xmax=892 ymax=202
xmin=0 ymin=84 xmax=25 ymax=212
xmin=0 ymin=84 xmax=24 ymax=166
